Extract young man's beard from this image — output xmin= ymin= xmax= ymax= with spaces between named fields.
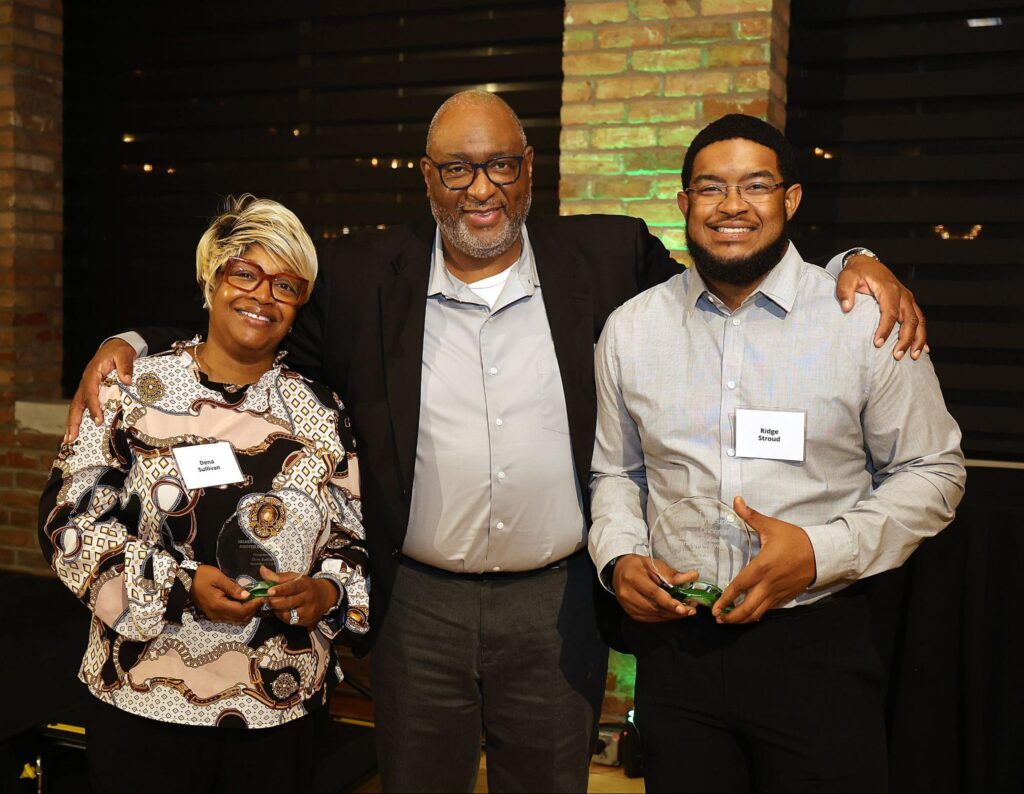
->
xmin=686 ymin=221 xmax=790 ymax=286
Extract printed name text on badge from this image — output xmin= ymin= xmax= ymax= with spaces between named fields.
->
xmin=734 ymin=408 xmax=806 ymax=462
xmin=172 ymin=441 xmax=245 ymax=490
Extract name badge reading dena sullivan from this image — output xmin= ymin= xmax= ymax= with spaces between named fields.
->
xmin=734 ymin=408 xmax=806 ymax=463
xmin=171 ymin=441 xmax=245 ymax=491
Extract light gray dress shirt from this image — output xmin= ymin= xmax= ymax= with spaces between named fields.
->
xmin=590 ymin=242 xmax=966 ymax=607
xmin=401 ymin=228 xmax=586 ymax=573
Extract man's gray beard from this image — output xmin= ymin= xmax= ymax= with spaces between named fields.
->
xmin=430 ymin=190 xmax=532 ymax=260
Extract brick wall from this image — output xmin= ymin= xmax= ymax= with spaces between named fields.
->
xmin=561 ymin=0 xmax=790 ymax=260
xmin=0 ymin=0 xmax=64 ymax=574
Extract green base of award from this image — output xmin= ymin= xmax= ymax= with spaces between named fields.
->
xmin=243 ymin=579 xmax=275 ymax=600
xmin=668 ymin=580 xmax=734 ymax=613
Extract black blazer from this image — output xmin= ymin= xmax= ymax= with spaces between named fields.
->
xmin=143 ymin=214 xmax=679 ymax=653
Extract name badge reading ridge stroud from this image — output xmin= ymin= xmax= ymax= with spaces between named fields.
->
xmin=734 ymin=408 xmax=805 ymax=462
xmin=172 ymin=441 xmax=245 ymax=491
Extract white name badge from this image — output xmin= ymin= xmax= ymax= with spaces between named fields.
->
xmin=171 ymin=441 xmax=245 ymax=490
xmin=735 ymin=408 xmax=806 ymax=462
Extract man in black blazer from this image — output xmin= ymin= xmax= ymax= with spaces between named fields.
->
xmin=69 ymin=91 xmax=924 ymax=793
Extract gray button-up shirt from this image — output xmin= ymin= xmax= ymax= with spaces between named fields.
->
xmin=402 ymin=228 xmax=586 ymax=573
xmin=590 ymin=243 xmax=966 ymax=606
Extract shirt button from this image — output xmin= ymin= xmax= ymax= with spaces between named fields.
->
xmin=489 ymin=367 xmax=498 ymax=375
xmin=495 ymin=418 xmax=504 ymax=427
xmin=498 ymin=471 xmax=506 ymax=480
xmin=496 ymin=521 xmax=505 ymax=530
xmin=727 ymin=380 xmax=736 ymax=390
xmin=732 ymin=318 xmax=741 ymax=326
xmin=727 ymin=448 xmax=736 ymax=457
xmin=492 ymin=566 xmax=502 ymax=572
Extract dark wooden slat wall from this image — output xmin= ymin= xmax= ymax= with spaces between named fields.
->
xmin=62 ymin=1 xmax=565 ymax=394
xmin=786 ymin=2 xmax=1024 ymax=461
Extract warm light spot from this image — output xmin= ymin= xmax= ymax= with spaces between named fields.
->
xmin=967 ymin=17 xmax=1001 ymax=27
xmin=122 ymin=133 xmax=135 ymax=143
xmin=371 ymin=157 xmax=379 ymax=167
xmin=407 ymin=161 xmax=414 ymax=169
xmin=342 ymin=226 xmax=351 ymax=235
xmin=142 ymin=163 xmax=153 ymax=172
xmin=376 ymin=224 xmax=387 ymax=230
xmin=813 ymin=146 xmax=836 ymax=159
xmin=391 ymin=159 xmax=399 ymax=169
xmin=166 ymin=167 xmax=176 ymax=174
xmin=292 ymin=128 xmax=301 ymax=137
xmin=933 ymin=224 xmax=983 ymax=240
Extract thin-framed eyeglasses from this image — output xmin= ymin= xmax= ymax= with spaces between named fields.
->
xmin=223 ymin=256 xmax=308 ymax=305
xmin=427 ymin=154 xmax=526 ymax=190
xmin=683 ymin=181 xmax=788 ymax=205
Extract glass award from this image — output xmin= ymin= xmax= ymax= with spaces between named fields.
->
xmin=215 ymin=513 xmax=278 ymax=600
xmin=646 ymin=496 xmax=759 ymax=612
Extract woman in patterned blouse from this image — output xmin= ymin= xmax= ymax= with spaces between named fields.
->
xmin=39 ymin=196 xmax=369 ymax=793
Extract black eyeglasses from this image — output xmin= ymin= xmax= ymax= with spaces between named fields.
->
xmin=223 ymin=257 xmax=308 ymax=305
xmin=427 ymin=154 xmax=526 ymax=190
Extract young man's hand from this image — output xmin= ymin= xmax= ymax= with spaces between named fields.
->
xmin=612 ymin=554 xmax=699 ymax=623
xmin=713 ymin=497 xmax=816 ymax=624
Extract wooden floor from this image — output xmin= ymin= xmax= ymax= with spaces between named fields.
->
xmin=352 ymin=754 xmax=645 ymax=793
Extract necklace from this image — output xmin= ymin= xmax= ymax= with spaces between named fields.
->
xmin=193 ymin=343 xmax=245 ymax=392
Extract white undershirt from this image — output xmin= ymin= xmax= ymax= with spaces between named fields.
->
xmin=464 ymin=267 xmax=514 ymax=309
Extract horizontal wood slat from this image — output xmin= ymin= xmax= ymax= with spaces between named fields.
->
xmin=797 ymin=0 xmax=1024 ymax=21
xmin=63 ymin=1 xmax=565 ymax=395
xmin=788 ymin=1 xmax=1024 ymax=460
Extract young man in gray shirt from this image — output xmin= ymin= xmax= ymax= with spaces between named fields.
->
xmin=590 ymin=115 xmax=965 ymax=793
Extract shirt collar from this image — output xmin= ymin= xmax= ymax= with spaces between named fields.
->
xmin=427 ymin=225 xmax=538 ymax=299
xmin=683 ymin=240 xmax=804 ymax=317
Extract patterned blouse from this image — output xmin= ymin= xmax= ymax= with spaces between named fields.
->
xmin=39 ymin=339 xmax=369 ymax=729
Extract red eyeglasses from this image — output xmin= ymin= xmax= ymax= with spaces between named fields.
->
xmin=223 ymin=257 xmax=309 ymax=305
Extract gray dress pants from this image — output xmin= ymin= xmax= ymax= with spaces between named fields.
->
xmin=371 ymin=551 xmax=609 ymax=793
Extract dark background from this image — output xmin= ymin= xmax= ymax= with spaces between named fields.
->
xmin=786 ymin=0 xmax=1024 ymax=462
xmin=786 ymin=3 xmax=1024 ymax=791
xmin=62 ymin=0 xmax=566 ymax=395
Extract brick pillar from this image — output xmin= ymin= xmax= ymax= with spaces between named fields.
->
xmin=560 ymin=0 xmax=790 ymax=260
xmin=0 ymin=0 xmax=64 ymax=573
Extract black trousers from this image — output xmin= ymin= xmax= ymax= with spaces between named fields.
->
xmin=86 ymin=697 xmax=322 ymax=794
xmin=627 ymin=593 xmax=889 ymax=794
xmin=371 ymin=551 xmax=609 ymax=793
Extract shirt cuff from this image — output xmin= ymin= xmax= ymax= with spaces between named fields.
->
xmin=111 ymin=331 xmax=148 ymax=357
xmin=801 ymin=521 xmax=856 ymax=590
xmin=312 ymin=571 xmax=348 ymax=639
xmin=592 ymin=541 xmax=647 ymax=594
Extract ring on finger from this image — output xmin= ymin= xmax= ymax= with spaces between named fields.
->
xmin=289 ymin=608 xmax=300 ymax=625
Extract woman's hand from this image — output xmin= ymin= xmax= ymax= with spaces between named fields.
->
xmin=261 ymin=565 xmax=339 ymax=628
xmin=190 ymin=565 xmax=263 ymax=624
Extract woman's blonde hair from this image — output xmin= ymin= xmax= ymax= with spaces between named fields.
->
xmin=195 ymin=194 xmax=318 ymax=309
